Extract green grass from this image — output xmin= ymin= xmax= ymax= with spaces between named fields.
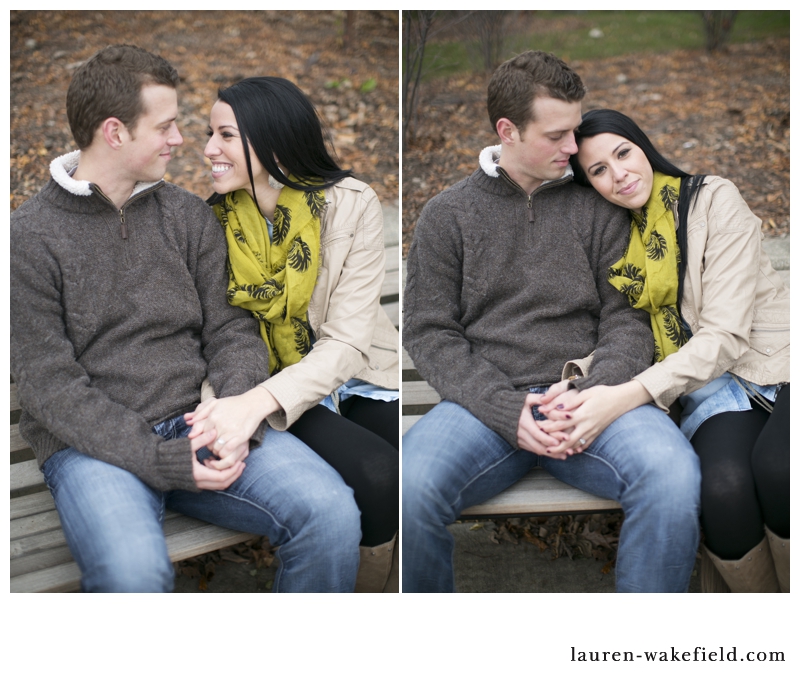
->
xmin=417 ymin=10 xmax=789 ymax=79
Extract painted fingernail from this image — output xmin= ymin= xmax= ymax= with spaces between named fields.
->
xmin=565 ymin=414 xmax=572 ymax=419
xmin=557 ymin=404 xmax=564 ymax=409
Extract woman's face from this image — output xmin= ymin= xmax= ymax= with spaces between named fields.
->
xmin=576 ymin=133 xmax=654 ymax=213
xmin=205 ymin=100 xmax=269 ymax=196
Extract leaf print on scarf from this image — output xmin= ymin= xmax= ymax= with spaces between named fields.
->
xmin=663 ymin=305 xmax=688 ymax=348
xmin=633 ymin=206 xmax=648 ymax=234
xmin=610 ymin=262 xmax=645 ymax=305
xmin=228 ymin=279 xmax=284 ymax=302
xmin=292 ymin=317 xmax=312 ymax=357
xmin=273 ymin=205 xmax=292 ymax=244
xmin=660 ymin=183 xmax=678 ymax=210
xmin=304 ymin=190 xmax=326 ymax=218
xmin=288 ymin=236 xmax=313 ymax=272
xmin=645 ymin=230 xmax=668 ymax=261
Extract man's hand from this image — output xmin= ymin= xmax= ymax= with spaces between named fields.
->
xmin=189 ymin=429 xmax=245 ymax=490
xmin=516 ymin=393 xmax=571 ymax=458
xmin=185 ymin=386 xmax=281 ymax=470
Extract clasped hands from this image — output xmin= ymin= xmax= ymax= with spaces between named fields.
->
xmin=516 ymin=380 xmax=637 ymax=459
xmin=183 ymin=386 xmax=279 ymax=490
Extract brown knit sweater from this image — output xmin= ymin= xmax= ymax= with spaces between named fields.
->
xmin=403 ymin=151 xmax=653 ymax=447
xmin=10 ymin=153 xmax=269 ymax=492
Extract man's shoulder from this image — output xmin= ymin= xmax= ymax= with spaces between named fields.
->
xmin=154 ymin=182 xmax=214 ymax=212
xmin=419 ymin=173 xmax=477 ymax=219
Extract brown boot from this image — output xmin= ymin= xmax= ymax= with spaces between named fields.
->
xmin=766 ymin=528 xmax=790 ymax=593
xmin=700 ymin=545 xmax=730 ymax=593
xmin=354 ymin=533 xmax=398 ymax=593
xmin=704 ymin=537 xmax=780 ymax=593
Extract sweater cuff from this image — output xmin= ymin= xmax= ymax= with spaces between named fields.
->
xmin=155 ymin=437 xmax=199 ymax=491
xmin=490 ymin=389 xmax=531 ymax=448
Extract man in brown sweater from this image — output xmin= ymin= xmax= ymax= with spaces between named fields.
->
xmin=10 ymin=45 xmax=360 ymax=592
xmin=402 ymin=51 xmax=701 ymax=592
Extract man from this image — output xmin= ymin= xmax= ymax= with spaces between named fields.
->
xmin=402 ymin=51 xmax=701 ymax=592
xmin=10 ymin=44 xmax=360 ymax=592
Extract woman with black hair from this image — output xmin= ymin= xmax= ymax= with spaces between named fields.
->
xmin=185 ymin=77 xmax=399 ymax=592
xmin=537 ymin=109 xmax=789 ymax=593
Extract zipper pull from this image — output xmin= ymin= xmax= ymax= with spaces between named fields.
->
xmin=527 ymin=196 xmax=534 ymax=223
xmin=119 ymin=209 xmax=127 ymax=239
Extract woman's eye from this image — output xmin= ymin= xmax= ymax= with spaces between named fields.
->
xmin=618 ymin=148 xmax=630 ymax=158
xmin=591 ymin=166 xmax=606 ymax=177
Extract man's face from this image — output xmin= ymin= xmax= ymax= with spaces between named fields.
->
xmin=121 ymin=84 xmax=183 ymax=183
xmin=505 ymin=96 xmax=583 ymax=193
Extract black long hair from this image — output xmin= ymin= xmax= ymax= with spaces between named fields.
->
xmin=571 ymin=109 xmax=706 ymax=310
xmin=208 ymin=76 xmax=352 ymax=208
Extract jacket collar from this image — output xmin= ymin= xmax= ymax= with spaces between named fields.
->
xmin=478 ymin=144 xmax=574 ymax=185
xmin=49 ymin=150 xmax=163 ymax=199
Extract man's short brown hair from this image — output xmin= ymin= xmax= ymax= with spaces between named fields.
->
xmin=66 ymin=44 xmax=180 ymax=149
xmin=487 ymin=50 xmax=586 ymax=135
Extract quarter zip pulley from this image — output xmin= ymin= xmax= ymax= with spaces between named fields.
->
xmin=119 ymin=209 xmax=127 ymax=239
xmin=527 ymin=196 xmax=534 ymax=223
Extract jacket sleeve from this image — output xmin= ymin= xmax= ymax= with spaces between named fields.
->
xmin=634 ymin=179 xmax=761 ymax=409
xmin=261 ymin=184 xmax=386 ymax=429
xmin=570 ymin=197 xmax=654 ymax=391
xmin=10 ymin=226 xmax=197 ymax=492
xmin=402 ymin=194 xmax=529 ymax=447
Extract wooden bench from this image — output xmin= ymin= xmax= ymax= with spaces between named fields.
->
xmin=402 ymin=348 xmax=621 ymax=518
xmin=10 ymin=256 xmax=400 ymax=593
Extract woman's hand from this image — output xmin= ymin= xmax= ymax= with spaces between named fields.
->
xmin=184 ymin=385 xmax=282 ymax=469
xmin=517 ymin=393 xmax=573 ymax=458
xmin=538 ymin=381 xmax=653 ymax=456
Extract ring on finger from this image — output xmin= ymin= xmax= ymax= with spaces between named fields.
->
xmin=216 ymin=438 xmax=225 ymax=446
xmin=579 ymin=438 xmax=587 ymax=446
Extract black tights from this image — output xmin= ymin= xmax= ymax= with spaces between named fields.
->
xmin=288 ymin=397 xmax=398 ymax=547
xmin=691 ymin=384 xmax=789 ymax=560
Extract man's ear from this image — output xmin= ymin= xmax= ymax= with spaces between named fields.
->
xmin=495 ymin=117 xmax=518 ymax=145
xmin=100 ymin=117 xmax=127 ymax=150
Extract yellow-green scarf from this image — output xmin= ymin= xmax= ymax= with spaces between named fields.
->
xmin=214 ymin=184 xmax=324 ymax=373
xmin=607 ymin=172 xmax=687 ymax=362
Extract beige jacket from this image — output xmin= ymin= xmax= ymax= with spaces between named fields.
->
xmin=256 ymin=177 xmax=399 ymax=429
xmin=632 ymin=176 xmax=789 ymax=410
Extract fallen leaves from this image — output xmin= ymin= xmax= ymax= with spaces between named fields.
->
xmin=470 ymin=513 xmax=624 ymax=569
xmin=174 ymin=536 xmax=276 ymax=592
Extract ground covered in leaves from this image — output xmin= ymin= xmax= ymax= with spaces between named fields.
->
xmin=403 ymin=37 xmax=789 ymax=255
xmin=10 ymin=10 xmax=398 ymax=211
xmin=472 ymin=513 xmax=622 ymax=569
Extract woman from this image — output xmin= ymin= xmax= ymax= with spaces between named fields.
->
xmin=538 ymin=109 xmax=789 ymax=593
xmin=185 ymin=77 xmax=400 ymax=592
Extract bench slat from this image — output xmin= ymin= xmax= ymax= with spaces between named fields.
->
xmin=461 ymin=468 xmax=620 ymax=517
xmin=11 ymin=459 xmax=43 ymax=492
xmin=10 ymin=489 xmax=56 ymax=520
xmin=11 ymin=561 xmax=82 ymax=593
xmin=10 ymin=424 xmax=29 ymax=453
xmin=402 ymin=380 xmax=440 ymax=407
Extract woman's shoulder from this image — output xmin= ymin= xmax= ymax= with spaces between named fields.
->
xmin=327 ymin=176 xmax=377 ymax=200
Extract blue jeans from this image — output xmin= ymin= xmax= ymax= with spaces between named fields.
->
xmin=402 ymin=400 xmax=701 ymax=592
xmin=42 ymin=416 xmax=361 ymax=592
